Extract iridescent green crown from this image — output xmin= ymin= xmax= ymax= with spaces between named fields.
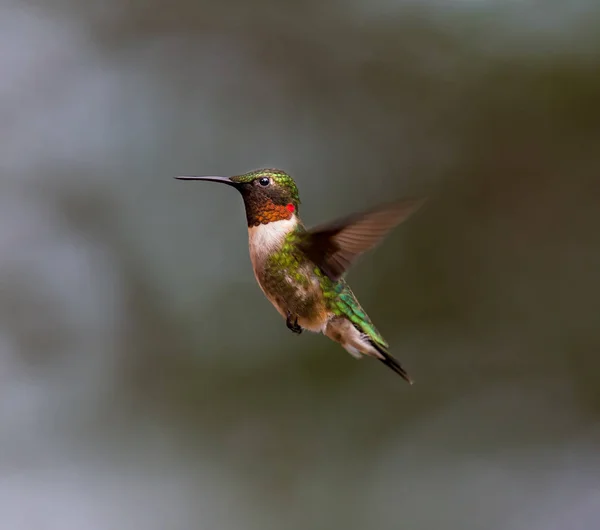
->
xmin=231 ymin=168 xmax=300 ymax=204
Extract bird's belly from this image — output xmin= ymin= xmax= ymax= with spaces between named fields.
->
xmin=296 ymin=312 xmax=328 ymax=332
xmin=255 ymin=266 xmax=329 ymax=333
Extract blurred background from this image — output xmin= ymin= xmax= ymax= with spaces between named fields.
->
xmin=1 ymin=0 xmax=599 ymax=528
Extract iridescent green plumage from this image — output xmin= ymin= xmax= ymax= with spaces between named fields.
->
xmin=231 ymin=169 xmax=301 ymax=207
xmin=175 ymin=168 xmax=425 ymax=383
xmin=263 ymin=226 xmax=389 ymax=351
xmin=328 ymin=281 xmax=389 ymax=350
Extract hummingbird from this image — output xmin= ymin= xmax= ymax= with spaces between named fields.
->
xmin=175 ymin=169 xmax=425 ymax=383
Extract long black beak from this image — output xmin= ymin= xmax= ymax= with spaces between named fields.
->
xmin=174 ymin=176 xmax=239 ymax=188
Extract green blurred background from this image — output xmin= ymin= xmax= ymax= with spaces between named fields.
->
xmin=1 ymin=1 xmax=599 ymax=528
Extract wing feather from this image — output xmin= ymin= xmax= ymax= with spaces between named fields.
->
xmin=299 ymin=198 xmax=426 ymax=281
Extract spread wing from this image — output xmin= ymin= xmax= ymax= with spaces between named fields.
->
xmin=298 ymin=198 xmax=426 ymax=282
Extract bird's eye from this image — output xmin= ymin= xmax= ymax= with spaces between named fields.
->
xmin=258 ymin=177 xmax=270 ymax=187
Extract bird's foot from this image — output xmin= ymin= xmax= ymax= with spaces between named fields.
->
xmin=286 ymin=312 xmax=303 ymax=334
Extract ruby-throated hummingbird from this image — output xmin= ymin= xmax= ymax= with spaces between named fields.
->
xmin=175 ymin=169 xmax=425 ymax=383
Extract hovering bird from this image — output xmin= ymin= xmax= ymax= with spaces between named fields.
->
xmin=175 ymin=169 xmax=425 ymax=383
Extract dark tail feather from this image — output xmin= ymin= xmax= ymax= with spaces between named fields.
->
xmin=371 ymin=341 xmax=413 ymax=384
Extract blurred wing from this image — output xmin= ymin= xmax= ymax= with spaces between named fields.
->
xmin=299 ymin=198 xmax=426 ymax=282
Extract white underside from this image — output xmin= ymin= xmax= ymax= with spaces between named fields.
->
xmin=325 ymin=315 xmax=381 ymax=360
xmin=248 ymin=217 xmax=309 ymax=319
xmin=248 ymin=217 xmax=297 ymax=272
xmin=344 ymin=344 xmax=363 ymax=359
xmin=248 ymin=217 xmax=329 ymax=333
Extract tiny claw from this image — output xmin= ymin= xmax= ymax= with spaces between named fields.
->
xmin=286 ymin=312 xmax=303 ymax=334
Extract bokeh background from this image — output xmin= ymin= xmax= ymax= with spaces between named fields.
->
xmin=1 ymin=0 xmax=599 ymax=528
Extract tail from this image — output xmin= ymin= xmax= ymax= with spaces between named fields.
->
xmin=327 ymin=283 xmax=414 ymax=384
xmin=370 ymin=340 xmax=413 ymax=384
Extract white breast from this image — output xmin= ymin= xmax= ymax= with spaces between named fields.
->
xmin=247 ymin=216 xmax=327 ymax=331
xmin=248 ymin=217 xmax=297 ymax=273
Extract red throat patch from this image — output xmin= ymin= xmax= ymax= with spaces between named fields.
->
xmin=252 ymin=200 xmax=294 ymax=225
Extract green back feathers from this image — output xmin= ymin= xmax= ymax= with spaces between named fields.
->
xmin=318 ymin=272 xmax=389 ymax=350
xmin=267 ymin=224 xmax=390 ymax=351
xmin=266 ymin=227 xmax=311 ymax=288
xmin=337 ymin=284 xmax=389 ymax=349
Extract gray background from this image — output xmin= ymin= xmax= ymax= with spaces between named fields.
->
xmin=1 ymin=0 xmax=599 ymax=528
